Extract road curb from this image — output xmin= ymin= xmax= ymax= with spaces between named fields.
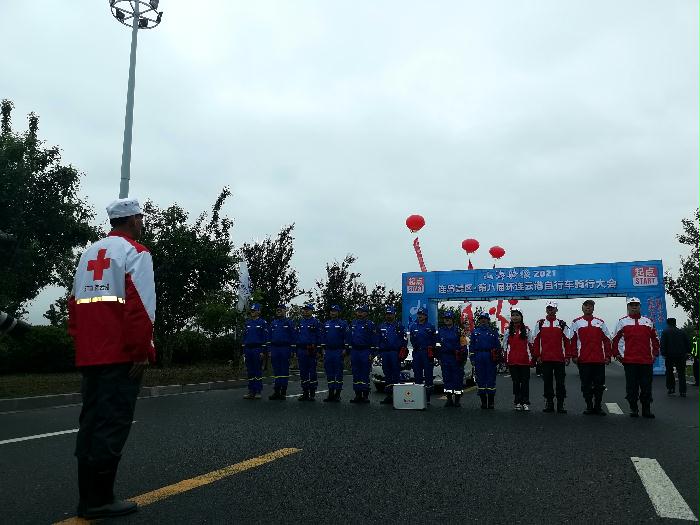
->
xmin=0 ymin=378 xmax=250 ymax=413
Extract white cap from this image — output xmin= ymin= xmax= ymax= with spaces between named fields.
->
xmin=626 ymin=297 xmax=641 ymax=305
xmin=106 ymin=198 xmax=142 ymax=219
xmin=510 ymin=305 xmax=522 ymax=313
xmin=546 ymin=300 xmax=558 ymax=308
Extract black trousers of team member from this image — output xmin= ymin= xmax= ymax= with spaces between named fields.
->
xmin=75 ymin=363 xmax=141 ymax=506
xmin=664 ymin=355 xmax=687 ymax=394
xmin=623 ymin=364 xmax=653 ymax=404
xmin=578 ymin=363 xmax=605 ymax=403
xmin=509 ymin=365 xmax=530 ymax=405
xmin=541 ymin=361 xmax=566 ymax=400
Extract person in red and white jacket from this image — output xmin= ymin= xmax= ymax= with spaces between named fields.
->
xmin=569 ymin=299 xmax=612 ymax=415
xmin=504 ymin=306 xmax=533 ymax=411
xmin=532 ymin=300 xmax=571 ymax=413
xmin=611 ymin=297 xmax=660 ymax=418
xmin=67 ymin=198 xmax=156 ymax=519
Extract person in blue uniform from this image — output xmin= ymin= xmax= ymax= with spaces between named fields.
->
xmin=437 ymin=311 xmax=466 ymax=407
xmin=377 ymin=306 xmax=407 ymax=405
xmin=469 ymin=312 xmax=501 ymax=409
xmin=409 ymin=306 xmax=438 ymax=404
xmin=242 ymin=303 xmax=268 ymax=400
xmin=267 ymin=304 xmax=295 ymax=400
xmin=349 ymin=305 xmax=377 ymax=404
xmin=321 ymin=305 xmax=350 ymax=402
xmin=296 ymin=304 xmax=322 ymax=401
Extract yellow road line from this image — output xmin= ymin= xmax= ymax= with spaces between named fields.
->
xmin=54 ymin=447 xmax=301 ymax=524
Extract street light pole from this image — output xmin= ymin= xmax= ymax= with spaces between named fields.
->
xmin=109 ymin=0 xmax=164 ymax=199
xmin=120 ymin=0 xmax=139 ymax=199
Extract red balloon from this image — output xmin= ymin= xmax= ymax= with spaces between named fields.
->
xmin=508 ymin=299 xmax=518 ymax=306
xmin=405 ymin=214 xmax=425 ymax=233
xmin=489 ymin=245 xmax=506 ymax=259
xmin=461 ymin=238 xmax=480 ymax=254
xmin=488 ymin=307 xmax=497 ymax=315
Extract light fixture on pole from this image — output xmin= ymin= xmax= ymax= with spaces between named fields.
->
xmin=108 ymin=0 xmax=164 ymax=199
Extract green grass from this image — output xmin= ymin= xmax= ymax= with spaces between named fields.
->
xmin=0 ymin=363 xmax=242 ymax=399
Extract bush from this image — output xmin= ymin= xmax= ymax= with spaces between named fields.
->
xmin=209 ymin=334 xmax=240 ymax=363
xmin=168 ymin=330 xmax=210 ymax=365
xmin=0 ymin=325 xmax=75 ymax=374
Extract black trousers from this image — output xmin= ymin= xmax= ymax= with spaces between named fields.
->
xmin=509 ymin=365 xmax=530 ymax=404
xmin=75 ymin=363 xmax=141 ymax=469
xmin=541 ymin=361 xmax=566 ymax=399
xmin=578 ymin=363 xmax=606 ymax=401
xmin=664 ymin=355 xmax=687 ymax=394
xmin=623 ymin=364 xmax=653 ymax=404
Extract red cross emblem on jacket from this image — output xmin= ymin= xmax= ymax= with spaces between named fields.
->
xmin=87 ymin=249 xmax=111 ymax=281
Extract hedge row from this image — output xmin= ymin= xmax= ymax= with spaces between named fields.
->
xmin=0 ymin=327 xmax=242 ymax=374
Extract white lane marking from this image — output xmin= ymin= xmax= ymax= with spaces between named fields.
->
xmin=631 ymin=457 xmax=698 ymax=521
xmin=606 ymin=402 xmax=624 ymax=415
xmin=0 ymin=421 xmax=137 ymax=446
xmin=287 ymin=390 xmax=329 ymax=398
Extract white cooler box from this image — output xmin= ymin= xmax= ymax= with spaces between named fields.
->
xmin=393 ymin=383 xmax=427 ymax=410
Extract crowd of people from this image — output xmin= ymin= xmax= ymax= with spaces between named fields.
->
xmin=241 ymin=296 xmax=693 ymax=420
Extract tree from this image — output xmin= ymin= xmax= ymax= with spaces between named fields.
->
xmin=0 ymin=99 xmax=99 ymax=315
xmin=310 ymin=254 xmax=367 ymax=319
xmin=665 ymin=209 xmax=699 ymax=328
xmin=240 ymin=224 xmax=302 ymax=317
xmin=366 ymin=283 xmax=402 ymax=324
xmin=139 ymin=188 xmax=238 ymax=365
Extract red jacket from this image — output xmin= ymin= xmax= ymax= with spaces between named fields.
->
xmin=611 ymin=315 xmax=660 ymax=365
xmin=504 ymin=325 xmax=533 ymax=366
xmin=68 ymin=232 xmax=156 ymax=367
xmin=532 ymin=317 xmax=569 ymax=363
xmin=569 ymin=315 xmax=612 ymax=364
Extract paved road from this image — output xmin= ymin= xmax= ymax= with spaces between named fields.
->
xmin=1 ymin=365 xmax=697 ymax=524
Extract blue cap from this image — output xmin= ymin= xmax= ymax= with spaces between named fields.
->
xmin=330 ymin=304 xmax=341 ymax=312
xmin=250 ymin=303 xmax=261 ymax=311
xmin=277 ymin=303 xmax=287 ymax=309
xmin=356 ymin=305 xmax=369 ymax=312
xmin=441 ymin=311 xmax=454 ymax=318
xmin=417 ymin=307 xmax=427 ymax=315
xmin=302 ymin=303 xmax=314 ymax=311
xmin=478 ymin=312 xmax=490 ymax=320
xmin=385 ymin=306 xmax=396 ymax=314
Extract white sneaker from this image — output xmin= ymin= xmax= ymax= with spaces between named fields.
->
xmin=514 ymin=403 xmax=522 ymax=410
xmin=522 ymin=404 xmax=530 ymax=411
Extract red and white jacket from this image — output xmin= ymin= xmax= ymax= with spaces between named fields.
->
xmin=611 ymin=315 xmax=660 ymax=365
xmin=532 ymin=317 xmax=570 ymax=363
xmin=504 ymin=325 xmax=533 ymax=366
xmin=68 ymin=232 xmax=156 ymax=367
xmin=569 ymin=315 xmax=612 ymax=364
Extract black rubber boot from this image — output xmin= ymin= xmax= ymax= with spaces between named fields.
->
xmin=323 ymin=390 xmax=334 ymax=402
xmin=454 ymin=394 xmax=462 ymax=407
xmin=82 ymin=464 xmax=138 ymax=520
xmin=583 ymin=397 xmax=595 ymax=415
xmin=479 ymin=393 xmax=488 ymax=409
xmin=309 ymin=388 xmax=316 ymax=401
xmin=444 ymin=394 xmax=454 ymax=407
xmin=280 ymin=387 xmax=287 ymax=400
xmin=556 ymin=398 xmax=567 ymax=414
xmin=332 ymin=390 xmax=341 ymax=402
xmin=350 ymin=391 xmax=362 ymax=403
xmin=629 ymin=399 xmax=639 ymax=417
xmin=298 ymin=389 xmax=309 ymax=402
xmin=543 ymin=398 xmax=555 ymax=413
xmin=269 ymin=387 xmax=281 ymax=401
xmin=362 ymin=391 xmax=370 ymax=404
xmin=487 ymin=393 xmax=495 ymax=409
xmin=593 ymin=395 xmax=606 ymax=416
xmin=380 ymin=395 xmax=393 ymax=404
xmin=641 ymin=401 xmax=655 ymax=419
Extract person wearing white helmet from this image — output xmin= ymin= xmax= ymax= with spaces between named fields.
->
xmin=532 ymin=300 xmax=571 ymax=413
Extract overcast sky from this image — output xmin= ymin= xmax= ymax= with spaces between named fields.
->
xmin=2 ymin=1 xmax=697 ymax=326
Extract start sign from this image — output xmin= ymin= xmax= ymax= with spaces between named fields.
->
xmin=632 ymin=266 xmax=659 ymax=287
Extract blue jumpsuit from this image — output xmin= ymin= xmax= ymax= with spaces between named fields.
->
xmin=296 ymin=317 xmax=322 ymax=393
xmin=409 ymin=321 xmax=437 ymax=398
xmin=377 ymin=321 xmax=406 ymax=394
xmin=243 ymin=318 xmax=268 ymax=394
xmin=437 ymin=326 xmax=465 ymax=394
xmin=350 ymin=319 xmax=377 ymax=393
xmin=268 ymin=317 xmax=295 ymax=390
xmin=469 ymin=325 xmax=501 ymax=395
xmin=321 ymin=318 xmax=350 ymax=393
